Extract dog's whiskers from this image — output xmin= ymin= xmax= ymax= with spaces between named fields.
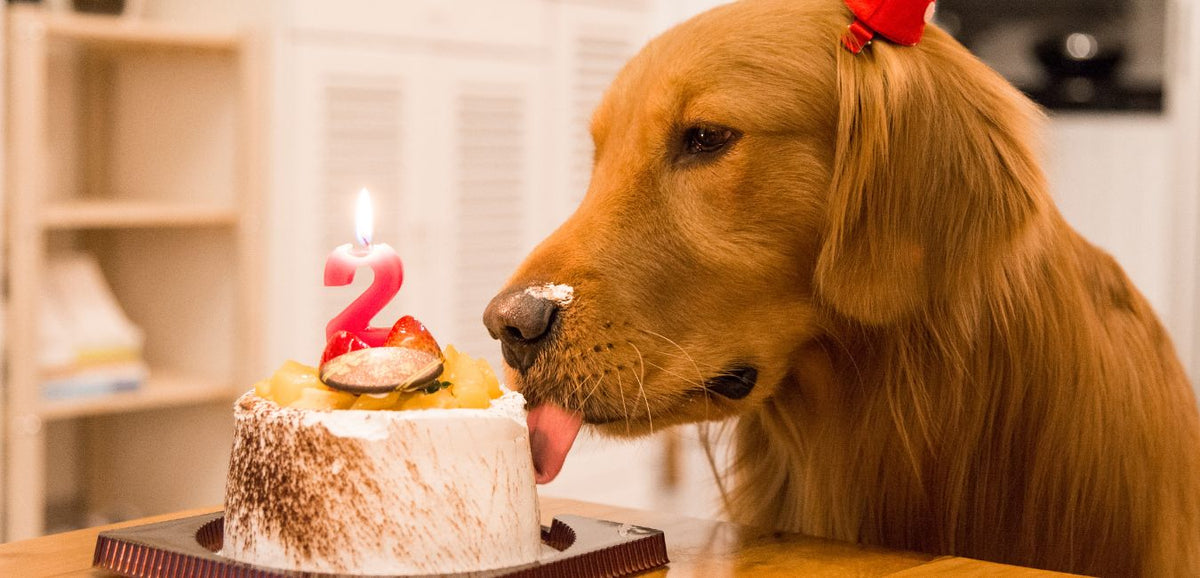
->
xmin=639 ymin=328 xmax=722 ymax=374
xmin=639 ymin=329 xmax=703 ymax=367
xmin=638 ymin=328 xmax=720 ymax=423
xmin=616 ymin=371 xmax=631 ymax=436
xmin=565 ymin=374 xmax=589 ymax=414
xmin=644 ymin=361 xmax=707 ymax=390
xmin=577 ymin=374 xmax=599 ymax=413
xmin=698 ymin=421 xmax=733 ymax=517
xmin=630 ymin=342 xmax=653 ymax=435
xmin=635 ymin=329 xmax=730 ymax=520
xmin=579 ymin=373 xmax=607 ymax=408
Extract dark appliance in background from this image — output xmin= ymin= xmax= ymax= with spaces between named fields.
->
xmin=935 ymin=0 xmax=1164 ymax=112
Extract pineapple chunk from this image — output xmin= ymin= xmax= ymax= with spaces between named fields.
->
xmin=268 ymin=360 xmax=321 ymax=406
xmin=253 ymin=379 xmax=272 ymax=399
xmin=442 ymin=345 xmax=503 ymax=403
xmin=289 ymin=387 xmax=357 ymax=410
xmin=443 ymin=345 xmax=463 ymax=372
xmin=450 ymin=382 xmax=491 ymax=409
xmin=445 ymin=346 xmax=482 ymax=385
xmin=351 ymin=391 xmax=403 ymax=410
xmin=478 ymin=358 xmax=502 ymax=399
xmin=397 ymin=386 xmax=457 ymax=410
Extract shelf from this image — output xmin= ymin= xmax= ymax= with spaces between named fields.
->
xmin=37 ymin=372 xmax=242 ymax=421
xmin=20 ymin=9 xmax=239 ymax=52
xmin=4 ymin=0 xmax=263 ymax=541
xmin=41 ymin=200 xmax=240 ymax=229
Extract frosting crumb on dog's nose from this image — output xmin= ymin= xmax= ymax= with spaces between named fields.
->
xmin=525 ymin=283 xmax=575 ymax=307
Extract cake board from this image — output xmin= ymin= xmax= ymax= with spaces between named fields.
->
xmin=93 ymin=511 xmax=669 ymax=577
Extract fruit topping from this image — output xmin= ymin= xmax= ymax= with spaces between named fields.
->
xmin=442 ymin=345 xmax=502 ymax=408
xmin=320 ymin=330 xmax=370 ymax=367
xmin=384 ymin=315 xmax=442 ymax=358
xmin=349 ymin=391 xmax=403 ymax=410
xmin=255 ymin=347 xmax=503 ymax=411
xmin=290 ymin=386 xmax=357 ymax=410
xmin=318 ymin=347 xmax=443 ymax=394
xmin=269 ymin=360 xmax=322 ymax=407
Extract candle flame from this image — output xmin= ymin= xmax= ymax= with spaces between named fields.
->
xmin=355 ymin=188 xmax=374 ymax=247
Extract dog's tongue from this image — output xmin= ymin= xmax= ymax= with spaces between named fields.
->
xmin=526 ymin=404 xmax=583 ymax=484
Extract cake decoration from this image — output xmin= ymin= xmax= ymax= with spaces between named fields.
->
xmin=319 ymin=330 xmax=370 ymax=366
xmin=383 ymin=314 xmax=444 ymax=356
xmin=317 ymin=346 xmax=443 ymax=394
xmin=318 ymin=312 xmax=455 ymax=395
xmin=253 ymin=325 xmax=503 ymax=412
xmin=323 ymin=189 xmax=404 ymax=346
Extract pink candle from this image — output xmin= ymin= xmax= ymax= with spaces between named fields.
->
xmin=324 ymin=189 xmax=403 ymax=347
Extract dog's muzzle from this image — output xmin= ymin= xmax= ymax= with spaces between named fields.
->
xmin=483 ymin=286 xmax=560 ymax=372
xmin=704 ymin=366 xmax=758 ymax=400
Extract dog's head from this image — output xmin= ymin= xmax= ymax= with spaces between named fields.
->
xmin=484 ymin=0 xmax=1045 ymax=482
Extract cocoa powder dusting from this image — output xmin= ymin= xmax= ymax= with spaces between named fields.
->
xmin=224 ymin=392 xmax=541 ymax=573
xmin=226 ymin=397 xmax=383 ymax=567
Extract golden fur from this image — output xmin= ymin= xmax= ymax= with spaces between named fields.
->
xmin=495 ymin=0 xmax=1200 ymax=574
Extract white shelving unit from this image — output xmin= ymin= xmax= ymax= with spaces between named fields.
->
xmin=3 ymin=7 xmax=263 ymax=540
xmin=40 ymin=200 xmax=242 ymax=230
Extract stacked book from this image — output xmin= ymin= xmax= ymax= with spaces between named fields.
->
xmin=40 ymin=254 xmax=146 ymax=400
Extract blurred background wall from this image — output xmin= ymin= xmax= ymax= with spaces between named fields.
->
xmin=2 ymin=0 xmax=1198 ymax=542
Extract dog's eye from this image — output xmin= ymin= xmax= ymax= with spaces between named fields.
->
xmin=683 ymin=126 xmax=735 ymax=155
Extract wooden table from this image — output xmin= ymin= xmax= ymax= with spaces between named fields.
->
xmin=0 ymin=495 xmax=1071 ymax=576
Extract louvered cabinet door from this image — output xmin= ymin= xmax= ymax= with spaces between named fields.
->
xmin=415 ymin=56 xmax=544 ymax=374
xmin=545 ymin=2 xmax=648 ymax=223
xmin=268 ymin=46 xmax=429 ymax=366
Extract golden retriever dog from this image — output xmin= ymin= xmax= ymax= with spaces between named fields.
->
xmin=483 ymin=0 xmax=1200 ymax=574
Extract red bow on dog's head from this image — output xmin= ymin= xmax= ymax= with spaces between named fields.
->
xmin=842 ymin=0 xmax=936 ymax=53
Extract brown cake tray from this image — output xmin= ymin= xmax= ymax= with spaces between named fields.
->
xmin=93 ymin=511 xmax=668 ymax=578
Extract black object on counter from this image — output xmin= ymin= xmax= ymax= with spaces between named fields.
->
xmin=72 ymin=0 xmax=124 ymax=15
xmin=1027 ymin=30 xmax=1159 ymax=112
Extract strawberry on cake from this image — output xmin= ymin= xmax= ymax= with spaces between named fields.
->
xmin=222 ymin=316 xmax=542 ymax=575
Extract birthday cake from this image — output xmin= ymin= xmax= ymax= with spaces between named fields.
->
xmin=222 ymin=317 xmax=542 ymax=575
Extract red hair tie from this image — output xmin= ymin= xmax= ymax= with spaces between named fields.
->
xmin=842 ymin=0 xmax=937 ymax=54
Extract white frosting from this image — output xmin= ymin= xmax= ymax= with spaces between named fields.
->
xmin=223 ymin=390 xmax=541 ymax=575
xmin=298 ymin=392 xmax=527 ymax=441
xmin=302 ymin=410 xmax=392 ymax=441
xmin=524 ymin=283 xmax=574 ymax=306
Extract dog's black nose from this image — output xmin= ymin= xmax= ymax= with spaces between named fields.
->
xmin=483 ymin=287 xmax=559 ymax=372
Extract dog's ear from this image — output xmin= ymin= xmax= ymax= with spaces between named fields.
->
xmin=814 ymin=29 xmax=1049 ymax=325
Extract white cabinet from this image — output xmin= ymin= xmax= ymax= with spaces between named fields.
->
xmin=1167 ymin=0 xmax=1200 ymax=379
xmin=268 ymin=45 xmax=425 ymax=369
xmin=430 ymin=56 xmax=546 ymax=366
xmin=269 ymin=42 xmax=545 ymax=374
xmin=1043 ymin=115 xmax=1176 ymax=322
xmin=287 ymin=0 xmax=546 ymax=48
xmin=1041 ymin=111 xmax=1199 ymax=383
xmin=544 ymin=2 xmax=648 ymax=221
xmin=266 ymin=1 xmax=649 ymax=375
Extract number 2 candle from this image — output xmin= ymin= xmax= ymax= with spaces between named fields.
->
xmin=324 ymin=188 xmax=403 ymax=347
